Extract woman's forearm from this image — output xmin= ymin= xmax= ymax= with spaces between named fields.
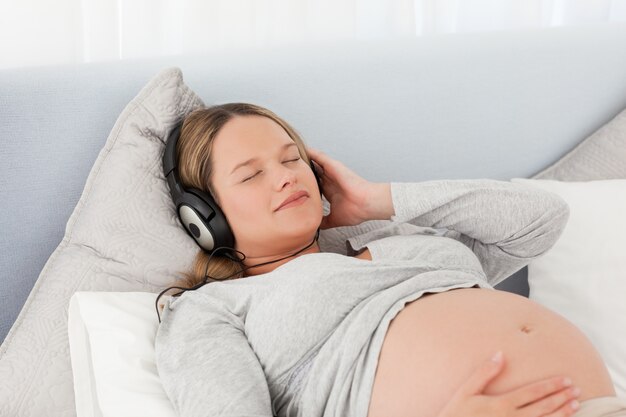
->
xmin=365 ymin=182 xmax=395 ymax=221
xmin=384 ymin=179 xmax=570 ymax=285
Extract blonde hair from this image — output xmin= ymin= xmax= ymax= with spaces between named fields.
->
xmin=171 ymin=102 xmax=314 ymax=291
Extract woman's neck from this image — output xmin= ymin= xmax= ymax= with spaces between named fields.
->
xmin=241 ymin=240 xmax=322 ymax=276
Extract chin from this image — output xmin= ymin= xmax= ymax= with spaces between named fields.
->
xmin=280 ymin=215 xmax=320 ymax=236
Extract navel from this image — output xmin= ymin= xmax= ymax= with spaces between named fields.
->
xmin=520 ymin=324 xmax=532 ymax=334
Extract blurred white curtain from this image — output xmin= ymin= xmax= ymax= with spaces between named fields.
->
xmin=1 ymin=0 xmax=625 ymax=70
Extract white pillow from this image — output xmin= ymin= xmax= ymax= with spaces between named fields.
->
xmin=68 ymin=291 xmax=175 ymax=417
xmin=510 ymin=178 xmax=626 ymax=396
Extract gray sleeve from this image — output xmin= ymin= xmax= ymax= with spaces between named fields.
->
xmin=389 ymin=179 xmax=570 ymax=286
xmin=155 ymin=292 xmax=275 ymax=417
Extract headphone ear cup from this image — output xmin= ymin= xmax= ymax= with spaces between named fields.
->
xmin=177 ymin=198 xmax=216 ymax=252
xmin=179 ymin=187 xmax=235 ymax=253
xmin=163 ymin=121 xmax=235 ymax=254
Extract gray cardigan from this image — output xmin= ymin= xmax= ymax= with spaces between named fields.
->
xmin=154 ymin=179 xmax=569 ymax=417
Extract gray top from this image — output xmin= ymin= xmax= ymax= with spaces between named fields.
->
xmin=154 ymin=179 xmax=569 ymax=417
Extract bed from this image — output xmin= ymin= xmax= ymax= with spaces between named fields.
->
xmin=1 ymin=22 xmax=626 ymax=416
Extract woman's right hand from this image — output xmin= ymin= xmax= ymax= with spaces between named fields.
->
xmin=438 ymin=351 xmax=582 ymax=417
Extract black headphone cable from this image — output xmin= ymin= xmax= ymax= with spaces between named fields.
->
xmin=155 ymin=228 xmax=320 ymax=323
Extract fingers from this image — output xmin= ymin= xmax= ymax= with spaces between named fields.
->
xmin=455 ymin=351 xmax=506 ymax=397
xmin=519 ymin=385 xmax=581 ymax=417
xmin=441 ymin=352 xmax=582 ymax=417
xmin=306 ymin=146 xmax=331 ymax=166
xmin=306 ymin=146 xmax=323 ymax=155
xmin=505 ymin=376 xmax=579 ymax=409
xmin=541 ymin=396 xmax=581 ymax=417
xmin=305 ymin=146 xmax=324 ymax=161
xmin=305 ymin=147 xmax=327 ymax=174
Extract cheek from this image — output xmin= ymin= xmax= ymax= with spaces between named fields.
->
xmin=307 ymin=170 xmax=322 ymax=197
xmin=222 ymin=189 xmax=270 ymax=224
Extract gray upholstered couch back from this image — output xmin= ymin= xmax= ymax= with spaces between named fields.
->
xmin=2 ymin=22 xmax=626 ymax=345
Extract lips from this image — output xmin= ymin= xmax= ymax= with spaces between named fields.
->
xmin=275 ymin=190 xmax=309 ymax=211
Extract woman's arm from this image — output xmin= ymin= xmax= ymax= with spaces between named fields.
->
xmin=306 ymin=148 xmax=569 ymax=285
xmin=379 ymin=179 xmax=570 ymax=286
xmin=363 ymin=182 xmax=395 ymax=220
xmin=155 ymin=292 xmax=275 ymax=417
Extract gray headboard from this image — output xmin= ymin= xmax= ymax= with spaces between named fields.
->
xmin=2 ymin=22 xmax=626 ymax=345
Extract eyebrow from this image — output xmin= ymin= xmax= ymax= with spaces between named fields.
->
xmin=230 ymin=142 xmax=299 ymax=175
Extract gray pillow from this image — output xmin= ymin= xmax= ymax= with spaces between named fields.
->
xmin=532 ymin=107 xmax=626 ymax=180
xmin=0 ymin=67 xmax=205 ymax=416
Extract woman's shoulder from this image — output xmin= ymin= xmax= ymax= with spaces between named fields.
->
xmin=318 ymin=220 xmax=392 ymax=254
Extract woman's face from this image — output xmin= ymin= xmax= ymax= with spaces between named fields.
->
xmin=210 ymin=115 xmax=323 ymax=257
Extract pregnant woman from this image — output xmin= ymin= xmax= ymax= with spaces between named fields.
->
xmin=154 ymin=103 xmax=625 ymax=417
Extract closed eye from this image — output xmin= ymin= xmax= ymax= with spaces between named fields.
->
xmin=241 ymin=158 xmax=301 ymax=183
xmin=242 ymin=172 xmax=260 ymax=183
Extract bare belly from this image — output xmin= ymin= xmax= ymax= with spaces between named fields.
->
xmin=366 ymin=287 xmax=616 ymax=417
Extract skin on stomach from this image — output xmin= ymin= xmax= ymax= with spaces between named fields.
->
xmin=366 ymin=287 xmax=616 ymax=417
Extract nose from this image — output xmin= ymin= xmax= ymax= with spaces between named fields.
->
xmin=275 ymin=162 xmax=297 ymax=190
